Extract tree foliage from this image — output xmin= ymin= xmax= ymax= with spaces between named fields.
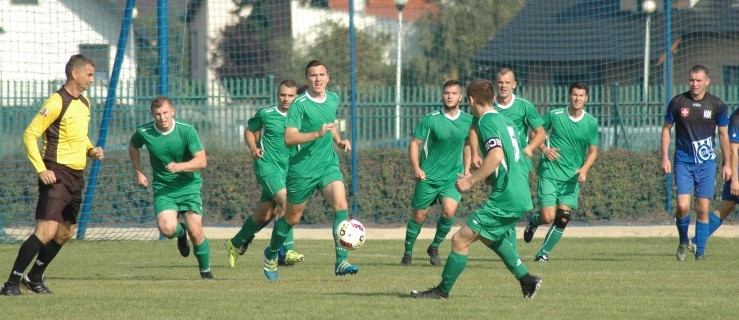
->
xmin=215 ymin=0 xmax=272 ymax=79
xmin=407 ymin=0 xmax=525 ymax=85
xmin=296 ymin=20 xmax=395 ymax=89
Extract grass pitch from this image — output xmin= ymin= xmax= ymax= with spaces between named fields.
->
xmin=0 ymin=237 xmax=737 ymax=319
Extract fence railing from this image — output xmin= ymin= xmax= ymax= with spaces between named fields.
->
xmin=3 ymin=79 xmax=739 ymax=156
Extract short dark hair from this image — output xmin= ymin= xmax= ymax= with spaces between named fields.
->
xmin=150 ymin=96 xmax=173 ymax=112
xmin=466 ymin=80 xmax=495 ymax=106
xmin=569 ymin=82 xmax=589 ymax=95
xmin=297 ymin=85 xmax=309 ymax=95
xmin=689 ymin=65 xmax=709 ymax=77
xmin=443 ymin=80 xmax=462 ymax=90
xmin=279 ymin=79 xmax=297 ymax=90
xmin=305 ymin=60 xmax=327 ymax=76
xmin=496 ymin=68 xmax=515 ymax=81
xmin=65 ymin=54 xmax=95 ymax=79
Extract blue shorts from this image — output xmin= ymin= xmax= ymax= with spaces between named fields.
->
xmin=720 ymin=180 xmax=739 ymax=202
xmin=674 ymin=162 xmax=716 ymax=199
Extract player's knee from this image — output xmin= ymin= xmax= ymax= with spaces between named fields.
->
xmin=554 ymin=209 xmax=571 ymax=229
xmin=157 ymin=224 xmax=176 ymax=238
xmin=285 ymin=215 xmax=301 ymax=226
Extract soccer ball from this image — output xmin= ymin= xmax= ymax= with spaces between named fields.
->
xmin=335 ymin=219 xmax=366 ymax=250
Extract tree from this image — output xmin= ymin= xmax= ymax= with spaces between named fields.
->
xmin=215 ymin=0 xmax=272 ymax=79
xmin=297 ymin=20 xmax=395 ymax=89
xmin=407 ymin=0 xmax=525 ymax=86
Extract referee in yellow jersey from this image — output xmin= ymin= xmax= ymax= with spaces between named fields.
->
xmin=2 ymin=54 xmax=104 ymax=296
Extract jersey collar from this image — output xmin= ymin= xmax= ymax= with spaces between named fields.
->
xmin=305 ymin=92 xmax=327 ymax=104
xmin=443 ymin=108 xmax=462 ymax=120
xmin=494 ymin=94 xmax=516 ymax=110
xmin=154 ymin=120 xmax=176 ymax=135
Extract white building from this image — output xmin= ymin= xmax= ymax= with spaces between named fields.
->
xmin=0 ymin=0 xmax=137 ymax=106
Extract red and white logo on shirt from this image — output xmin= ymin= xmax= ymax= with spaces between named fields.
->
xmin=680 ymin=108 xmax=689 ymax=118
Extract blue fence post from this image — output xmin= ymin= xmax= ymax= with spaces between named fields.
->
xmin=664 ymin=0 xmax=672 ymax=213
xmin=158 ymin=0 xmax=169 ymax=96
xmin=349 ymin=0 xmax=359 ymax=218
xmin=76 ymin=0 xmax=136 ymax=239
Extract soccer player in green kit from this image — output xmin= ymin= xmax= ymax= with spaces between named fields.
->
xmin=410 ymin=79 xmax=541 ymax=299
xmin=262 ymin=60 xmax=355 ymax=281
xmin=493 ymin=68 xmax=546 ymax=160
xmin=129 ymin=96 xmax=213 ymax=279
xmin=225 ymin=79 xmax=304 ymax=268
xmin=523 ymin=82 xmax=599 ymax=262
xmin=402 ymin=80 xmax=473 ymax=266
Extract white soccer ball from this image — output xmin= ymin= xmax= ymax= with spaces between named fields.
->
xmin=335 ymin=219 xmax=366 ymax=250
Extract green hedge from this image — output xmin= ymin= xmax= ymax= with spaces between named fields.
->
xmin=0 ymin=148 xmax=710 ymax=229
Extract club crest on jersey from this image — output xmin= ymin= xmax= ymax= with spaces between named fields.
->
xmin=680 ymin=108 xmax=689 ymax=118
xmin=703 ymin=110 xmax=712 ymax=119
xmin=39 ymin=108 xmax=49 ymax=117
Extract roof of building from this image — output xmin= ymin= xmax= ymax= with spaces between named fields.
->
xmin=475 ymin=0 xmax=739 ymax=63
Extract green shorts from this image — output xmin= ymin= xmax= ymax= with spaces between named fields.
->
xmin=154 ymin=193 xmax=204 ymax=215
xmin=537 ymin=176 xmax=580 ymax=209
xmin=286 ymin=166 xmax=344 ymax=204
xmin=466 ymin=202 xmax=522 ymax=242
xmin=411 ymin=179 xmax=461 ymax=210
xmin=257 ymin=171 xmax=286 ymax=203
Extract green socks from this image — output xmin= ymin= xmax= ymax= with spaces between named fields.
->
xmin=438 ymin=252 xmax=468 ymax=294
xmin=488 ymin=237 xmax=528 ymax=279
xmin=167 ymin=223 xmax=186 ymax=239
xmin=529 ymin=213 xmax=541 ymax=227
xmin=283 ymin=228 xmax=295 ymax=251
xmin=431 ymin=216 xmax=454 ymax=248
xmin=404 ymin=218 xmax=423 ymax=255
xmin=193 ymin=238 xmax=211 ymax=271
xmin=267 ymin=217 xmax=292 ymax=259
xmin=232 ymin=215 xmax=259 ymax=247
xmin=538 ymin=225 xmax=564 ymax=258
xmin=333 ymin=210 xmax=349 ymax=262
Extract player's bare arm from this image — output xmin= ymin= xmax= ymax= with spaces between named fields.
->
xmin=245 ymin=129 xmax=264 ymax=159
xmin=468 ymin=126 xmax=483 ymax=169
xmin=456 ymin=146 xmax=503 ymax=192
xmin=660 ymin=120 xmax=673 ymax=174
xmin=408 ymin=138 xmax=425 ymax=180
xmin=284 ymin=124 xmax=332 ymax=146
xmin=166 ymin=150 xmax=207 ymax=173
xmin=331 ymin=125 xmax=351 ymax=152
xmin=525 ymin=126 xmax=546 ymax=159
xmin=718 ymin=125 xmax=731 ymax=181
xmin=575 ymin=145 xmax=598 ymax=183
xmin=463 ymin=143 xmax=471 ymax=176
xmin=128 ymin=143 xmax=148 ymax=187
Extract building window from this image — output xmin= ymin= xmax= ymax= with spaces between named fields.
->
xmin=79 ymin=44 xmax=110 ymax=82
xmin=723 ymin=66 xmax=739 ymax=85
xmin=12 ymin=0 xmax=39 ymax=4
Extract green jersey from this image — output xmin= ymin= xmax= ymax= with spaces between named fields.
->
xmin=412 ymin=109 xmax=473 ymax=182
xmin=130 ymin=119 xmax=204 ymax=197
xmin=248 ymin=105 xmax=289 ymax=177
xmin=476 ymin=110 xmax=533 ymax=212
xmin=494 ymin=95 xmax=544 ymax=147
xmin=537 ymin=108 xmax=599 ymax=182
xmin=285 ymin=91 xmax=341 ymax=178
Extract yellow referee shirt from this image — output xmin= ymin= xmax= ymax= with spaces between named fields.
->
xmin=23 ymin=88 xmax=94 ymax=173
